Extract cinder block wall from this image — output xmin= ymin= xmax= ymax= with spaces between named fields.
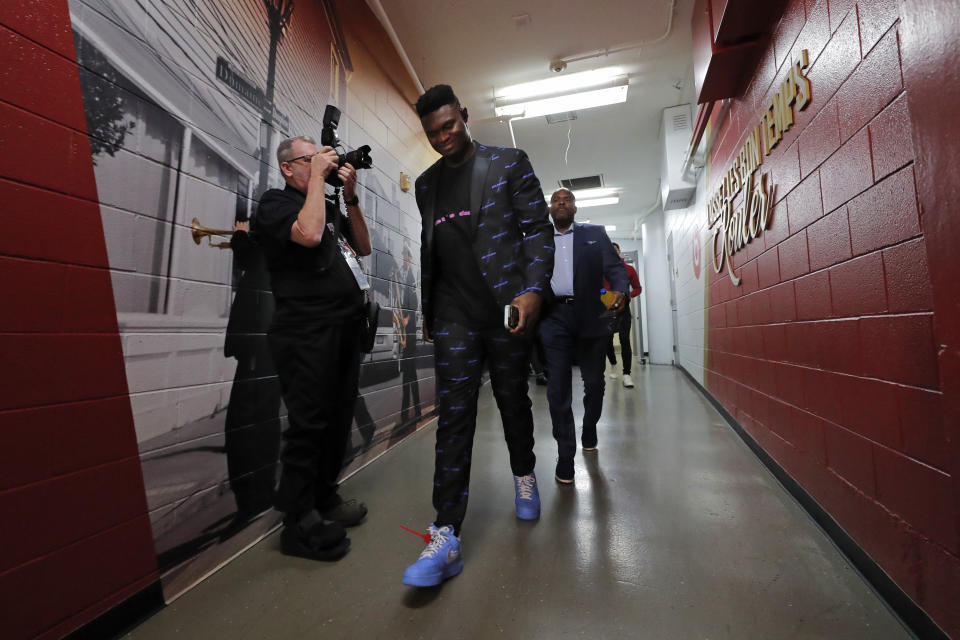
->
xmin=0 ymin=2 xmax=159 ymax=638
xmin=668 ymin=0 xmax=959 ymax=635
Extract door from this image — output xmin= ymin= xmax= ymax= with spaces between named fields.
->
xmin=666 ymin=232 xmax=680 ymax=365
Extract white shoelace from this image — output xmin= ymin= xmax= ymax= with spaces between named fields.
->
xmin=516 ymin=474 xmax=536 ymax=500
xmin=419 ymin=528 xmax=451 ymax=559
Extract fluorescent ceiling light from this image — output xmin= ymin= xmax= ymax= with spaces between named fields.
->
xmin=605 ymin=225 xmax=617 ymax=231
xmin=495 ymin=81 xmax=629 ymax=120
xmin=545 ymin=189 xmax=619 ymax=203
xmin=496 ymin=66 xmax=625 ymax=101
xmin=577 ymin=196 xmax=620 ymax=208
xmin=573 ymin=187 xmax=619 ymax=200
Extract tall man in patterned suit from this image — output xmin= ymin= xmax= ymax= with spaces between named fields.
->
xmin=402 ymin=85 xmax=554 ymax=587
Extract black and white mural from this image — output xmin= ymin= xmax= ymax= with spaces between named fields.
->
xmin=68 ymin=0 xmax=435 ymax=599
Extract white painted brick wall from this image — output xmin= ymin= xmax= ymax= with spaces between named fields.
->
xmin=666 ymin=169 xmax=709 ymax=384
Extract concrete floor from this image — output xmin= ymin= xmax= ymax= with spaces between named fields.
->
xmin=126 ymin=366 xmax=912 ymax=640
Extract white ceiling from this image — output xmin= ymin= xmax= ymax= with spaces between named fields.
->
xmin=376 ymin=0 xmax=697 ymax=237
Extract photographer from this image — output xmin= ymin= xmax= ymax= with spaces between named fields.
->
xmin=254 ymin=135 xmax=371 ymax=561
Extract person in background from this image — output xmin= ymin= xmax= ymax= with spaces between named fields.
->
xmin=605 ymin=242 xmax=642 ymax=388
xmin=540 ymin=188 xmax=628 ymax=484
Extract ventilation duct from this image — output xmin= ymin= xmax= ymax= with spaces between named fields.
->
xmin=660 ymin=104 xmax=696 ymax=210
xmin=546 ymin=111 xmax=578 ymax=124
xmin=559 ymin=175 xmax=603 ymax=191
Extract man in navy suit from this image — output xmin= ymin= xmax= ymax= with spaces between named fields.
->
xmin=402 ymin=85 xmax=555 ymax=587
xmin=540 ymin=188 xmax=628 ymax=484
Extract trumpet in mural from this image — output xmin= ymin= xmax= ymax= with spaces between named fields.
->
xmin=191 ymin=217 xmax=235 ymax=249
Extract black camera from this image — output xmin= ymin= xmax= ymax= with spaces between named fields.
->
xmin=321 ymin=104 xmax=372 ymax=187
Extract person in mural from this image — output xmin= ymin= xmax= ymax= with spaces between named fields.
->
xmin=605 ymin=242 xmax=642 ymax=389
xmin=402 ymin=84 xmax=554 ymax=587
xmin=540 ymin=189 xmax=628 ymax=484
xmin=254 ymin=135 xmax=372 ymax=561
xmin=223 ymin=221 xmax=282 ymax=533
xmin=396 ymin=241 xmax=421 ymax=429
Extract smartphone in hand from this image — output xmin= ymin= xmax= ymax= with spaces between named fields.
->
xmin=504 ymin=304 xmax=520 ymax=330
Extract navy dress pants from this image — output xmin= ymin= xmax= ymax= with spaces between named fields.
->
xmin=539 ymin=305 xmax=609 ymax=459
xmin=432 ymin=319 xmax=535 ymax=533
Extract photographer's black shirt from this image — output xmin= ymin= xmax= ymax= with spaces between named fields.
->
xmin=254 ymin=184 xmax=364 ymax=321
xmin=432 ymin=156 xmax=500 ymax=329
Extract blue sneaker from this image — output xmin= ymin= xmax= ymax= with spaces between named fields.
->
xmin=402 ymin=525 xmax=463 ymax=587
xmin=514 ymin=471 xmax=540 ymax=520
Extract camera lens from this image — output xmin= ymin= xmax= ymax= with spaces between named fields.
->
xmin=340 ymin=145 xmax=372 ymax=170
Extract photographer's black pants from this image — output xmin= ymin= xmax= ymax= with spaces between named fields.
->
xmin=432 ymin=320 xmax=536 ymax=534
xmin=268 ymin=313 xmax=362 ymax=516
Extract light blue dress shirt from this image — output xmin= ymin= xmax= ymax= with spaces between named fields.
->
xmin=551 ymin=227 xmax=575 ymax=296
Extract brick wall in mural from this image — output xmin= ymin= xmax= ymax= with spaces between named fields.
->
xmin=68 ymin=0 xmax=435 ymax=600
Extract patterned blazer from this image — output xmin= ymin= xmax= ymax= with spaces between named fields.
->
xmin=416 ymin=142 xmax=555 ymax=332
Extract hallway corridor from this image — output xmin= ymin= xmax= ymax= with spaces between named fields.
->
xmin=124 ymin=367 xmax=910 ymax=639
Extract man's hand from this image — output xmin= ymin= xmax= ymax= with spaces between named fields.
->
xmin=232 ymin=221 xmax=249 ymax=233
xmin=339 ymin=163 xmax=358 ymax=200
xmin=423 ymin=325 xmax=433 ymax=343
xmin=609 ymin=291 xmax=627 ymax=313
xmin=511 ymin=291 xmax=542 ymax=336
xmin=310 ymin=147 xmax=339 ymax=181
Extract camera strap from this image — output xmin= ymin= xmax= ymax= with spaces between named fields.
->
xmin=338 ymin=237 xmax=371 ymax=291
xmin=328 ymin=189 xmax=370 ymax=291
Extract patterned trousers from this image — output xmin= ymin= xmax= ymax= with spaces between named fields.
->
xmin=431 ymin=319 xmax=536 ymax=533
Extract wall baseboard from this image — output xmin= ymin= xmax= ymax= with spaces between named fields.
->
xmin=676 ymin=365 xmax=948 ymax=640
xmin=64 ymin=580 xmax=164 ymax=640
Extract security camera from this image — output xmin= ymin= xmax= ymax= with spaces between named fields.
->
xmin=549 ymin=60 xmax=567 ymax=73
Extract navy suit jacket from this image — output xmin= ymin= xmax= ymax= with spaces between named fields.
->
xmin=416 ymin=142 xmax=555 ymax=332
xmin=546 ymin=222 xmax=629 ymax=337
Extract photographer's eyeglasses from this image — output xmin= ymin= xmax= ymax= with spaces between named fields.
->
xmin=286 ymin=153 xmax=316 ymax=164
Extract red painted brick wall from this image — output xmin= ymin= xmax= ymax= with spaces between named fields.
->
xmin=704 ymin=0 xmax=959 ymax=636
xmin=0 ymin=2 xmax=158 ymax=638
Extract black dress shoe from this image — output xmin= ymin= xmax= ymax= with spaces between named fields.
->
xmin=582 ymin=427 xmax=598 ymax=451
xmin=555 ymin=457 xmax=574 ymax=484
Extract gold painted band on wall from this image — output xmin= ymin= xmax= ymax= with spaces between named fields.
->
xmin=707 ymin=50 xmax=810 ymax=286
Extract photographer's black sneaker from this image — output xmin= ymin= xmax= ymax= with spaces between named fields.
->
xmin=280 ymin=510 xmax=349 ymax=561
xmin=322 ymin=499 xmax=368 ymax=527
